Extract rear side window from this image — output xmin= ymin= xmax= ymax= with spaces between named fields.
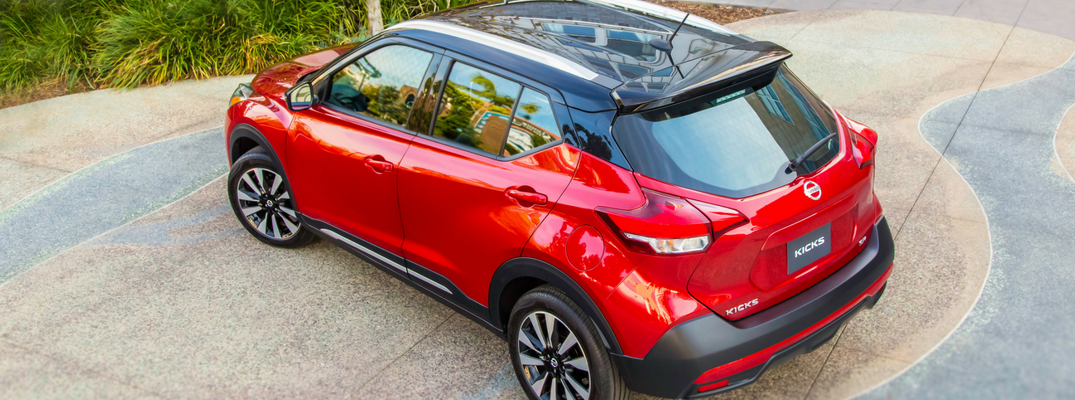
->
xmin=431 ymin=62 xmax=521 ymax=156
xmin=613 ymin=67 xmax=839 ymax=198
xmin=505 ymin=89 xmax=560 ymax=156
xmin=326 ymin=45 xmax=434 ymax=127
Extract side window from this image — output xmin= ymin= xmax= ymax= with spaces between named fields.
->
xmin=505 ymin=88 xmax=560 ymax=156
xmin=431 ymin=62 xmax=521 ymax=156
xmin=326 ymin=45 xmax=433 ymax=127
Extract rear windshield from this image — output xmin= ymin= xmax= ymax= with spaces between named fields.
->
xmin=613 ymin=67 xmax=839 ymax=198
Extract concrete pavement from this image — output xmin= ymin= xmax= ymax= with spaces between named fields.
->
xmin=858 ymin=37 xmax=1075 ymax=400
xmin=0 ymin=75 xmax=249 ymax=212
xmin=2 ymin=6 xmax=1074 ymax=400
xmin=707 ymin=0 xmax=1075 ymax=42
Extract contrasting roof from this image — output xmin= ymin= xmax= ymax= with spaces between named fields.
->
xmin=387 ymin=0 xmax=790 ymax=111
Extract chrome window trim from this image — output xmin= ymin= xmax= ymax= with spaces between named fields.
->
xmin=384 ymin=20 xmax=599 ymax=81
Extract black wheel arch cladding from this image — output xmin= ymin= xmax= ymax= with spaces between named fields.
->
xmin=489 ymin=257 xmax=623 ymax=355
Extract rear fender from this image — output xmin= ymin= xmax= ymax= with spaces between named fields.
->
xmin=489 ymin=257 xmax=623 ymax=355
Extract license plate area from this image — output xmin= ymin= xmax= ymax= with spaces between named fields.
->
xmin=787 ymin=223 xmax=831 ymax=274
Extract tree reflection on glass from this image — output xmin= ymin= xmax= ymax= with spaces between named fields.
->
xmin=433 ymin=63 xmax=520 ymax=155
xmin=506 ymin=88 xmax=560 ymax=156
xmin=327 ymin=45 xmax=432 ymax=127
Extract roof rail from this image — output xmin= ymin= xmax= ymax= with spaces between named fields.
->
xmin=384 ymin=20 xmax=599 ymax=81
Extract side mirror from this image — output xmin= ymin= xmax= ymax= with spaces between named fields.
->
xmin=286 ymin=82 xmax=315 ymax=111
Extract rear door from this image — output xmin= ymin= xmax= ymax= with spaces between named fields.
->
xmin=286 ymin=39 xmax=440 ymax=256
xmin=396 ymin=53 xmax=581 ymax=302
xmin=614 ymin=67 xmax=879 ymax=320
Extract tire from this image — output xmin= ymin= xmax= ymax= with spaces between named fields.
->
xmin=508 ymin=285 xmax=629 ymax=400
xmin=228 ymin=146 xmax=315 ymax=248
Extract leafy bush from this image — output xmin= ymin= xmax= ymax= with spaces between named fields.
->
xmin=0 ymin=0 xmax=472 ymax=93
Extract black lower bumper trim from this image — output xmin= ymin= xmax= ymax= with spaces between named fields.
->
xmin=613 ymin=217 xmax=895 ymax=399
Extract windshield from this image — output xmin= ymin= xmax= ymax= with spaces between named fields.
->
xmin=613 ymin=67 xmax=839 ymax=198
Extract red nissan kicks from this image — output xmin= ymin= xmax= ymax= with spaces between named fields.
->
xmin=225 ymin=1 xmax=894 ymax=398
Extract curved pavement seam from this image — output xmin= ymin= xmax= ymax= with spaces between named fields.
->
xmin=849 ymin=48 xmax=1075 ymax=399
xmin=0 ymin=128 xmax=229 ymax=287
xmin=831 ymin=12 xmax=1038 ymax=396
xmin=858 ymin=40 xmax=1075 ymax=400
xmin=0 ymin=175 xmax=226 ymax=293
xmin=1052 ymin=102 xmax=1075 ymax=183
xmin=0 ymin=125 xmax=226 ymax=216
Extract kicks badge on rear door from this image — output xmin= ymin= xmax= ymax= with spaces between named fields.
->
xmin=726 ymin=299 xmax=759 ymax=316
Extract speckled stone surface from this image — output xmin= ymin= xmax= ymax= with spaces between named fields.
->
xmin=0 ymin=75 xmax=250 ymax=211
xmin=860 ymin=56 xmax=1075 ymax=399
xmin=0 ymin=129 xmax=227 ymax=284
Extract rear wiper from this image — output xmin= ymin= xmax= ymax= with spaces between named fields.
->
xmin=785 ymin=132 xmax=838 ymax=174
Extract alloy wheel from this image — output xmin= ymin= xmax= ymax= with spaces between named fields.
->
xmin=517 ymin=311 xmax=592 ymax=400
xmin=234 ymin=167 xmax=300 ymax=240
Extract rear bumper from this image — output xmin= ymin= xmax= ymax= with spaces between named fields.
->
xmin=613 ymin=217 xmax=895 ymax=399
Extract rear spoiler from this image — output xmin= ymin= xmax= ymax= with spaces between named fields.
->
xmin=611 ymin=41 xmax=792 ymax=113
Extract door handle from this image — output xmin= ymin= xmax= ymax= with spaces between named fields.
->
xmin=364 ymin=156 xmax=394 ymax=173
xmin=505 ymin=187 xmax=548 ymax=206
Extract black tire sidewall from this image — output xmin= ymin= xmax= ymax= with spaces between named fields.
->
xmin=508 ymin=286 xmax=617 ymax=400
xmin=227 ymin=149 xmax=311 ymax=248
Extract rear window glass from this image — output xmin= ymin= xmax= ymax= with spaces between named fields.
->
xmin=613 ymin=67 xmax=839 ymax=198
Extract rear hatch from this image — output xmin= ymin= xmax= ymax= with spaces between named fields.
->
xmin=612 ymin=66 xmax=879 ymax=320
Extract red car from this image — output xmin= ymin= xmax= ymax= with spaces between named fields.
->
xmin=225 ymin=1 xmax=893 ymax=398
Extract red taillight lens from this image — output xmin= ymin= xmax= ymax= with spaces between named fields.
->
xmin=597 ymin=189 xmax=744 ymax=255
xmin=687 ymin=199 xmax=747 ymax=236
xmin=844 ymin=117 xmax=878 ymax=168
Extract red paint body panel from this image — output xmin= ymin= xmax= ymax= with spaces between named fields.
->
xmin=226 ymin=91 xmax=293 ymax=171
xmin=523 ymin=153 xmax=710 ymax=358
xmin=694 ymin=263 xmax=892 ymax=385
xmin=286 ymin=106 xmax=414 ymax=254
xmin=634 ymin=111 xmax=881 ymax=321
xmin=397 ymin=140 xmax=581 ymax=304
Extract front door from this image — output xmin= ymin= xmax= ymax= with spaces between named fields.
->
xmin=397 ymin=57 xmax=580 ymax=303
xmin=287 ymin=41 xmax=439 ymax=256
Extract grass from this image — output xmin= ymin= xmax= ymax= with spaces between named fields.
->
xmin=0 ymin=0 xmax=473 ymax=104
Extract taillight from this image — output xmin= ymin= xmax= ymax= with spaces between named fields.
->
xmin=597 ymin=189 xmax=744 ymax=255
xmin=845 ymin=117 xmax=878 ymax=168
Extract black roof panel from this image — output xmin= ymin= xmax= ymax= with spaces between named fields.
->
xmin=390 ymin=0 xmax=787 ymax=111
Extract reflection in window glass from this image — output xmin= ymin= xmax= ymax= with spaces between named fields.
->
xmin=327 ymin=45 xmax=433 ymax=126
xmin=505 ymin=89 xmax=560 ymax=156
xmin=607 ymin=30 xmax=658 ymax=61
xmin=432 ymin=63 xmax=521 ymax=155
xmin=612 ymin=67 xmax=839 ymax=198
xmin=541 ymin=23 xmax=597 ymax=43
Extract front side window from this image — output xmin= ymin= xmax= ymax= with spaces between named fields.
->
xmin=431 ymin=63 xmax=521 ymax=156
xmin=326 ymin=45 xmax=434 ymax=127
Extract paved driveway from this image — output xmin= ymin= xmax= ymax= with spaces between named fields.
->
xmin=2 ymin=4 xmax=1074 ymax=400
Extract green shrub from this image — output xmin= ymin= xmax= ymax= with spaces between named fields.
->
xmin=0 ymin=0 xmax=100 ymax=91
xmin=0 ymin=0 xmax=474 ymax=92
